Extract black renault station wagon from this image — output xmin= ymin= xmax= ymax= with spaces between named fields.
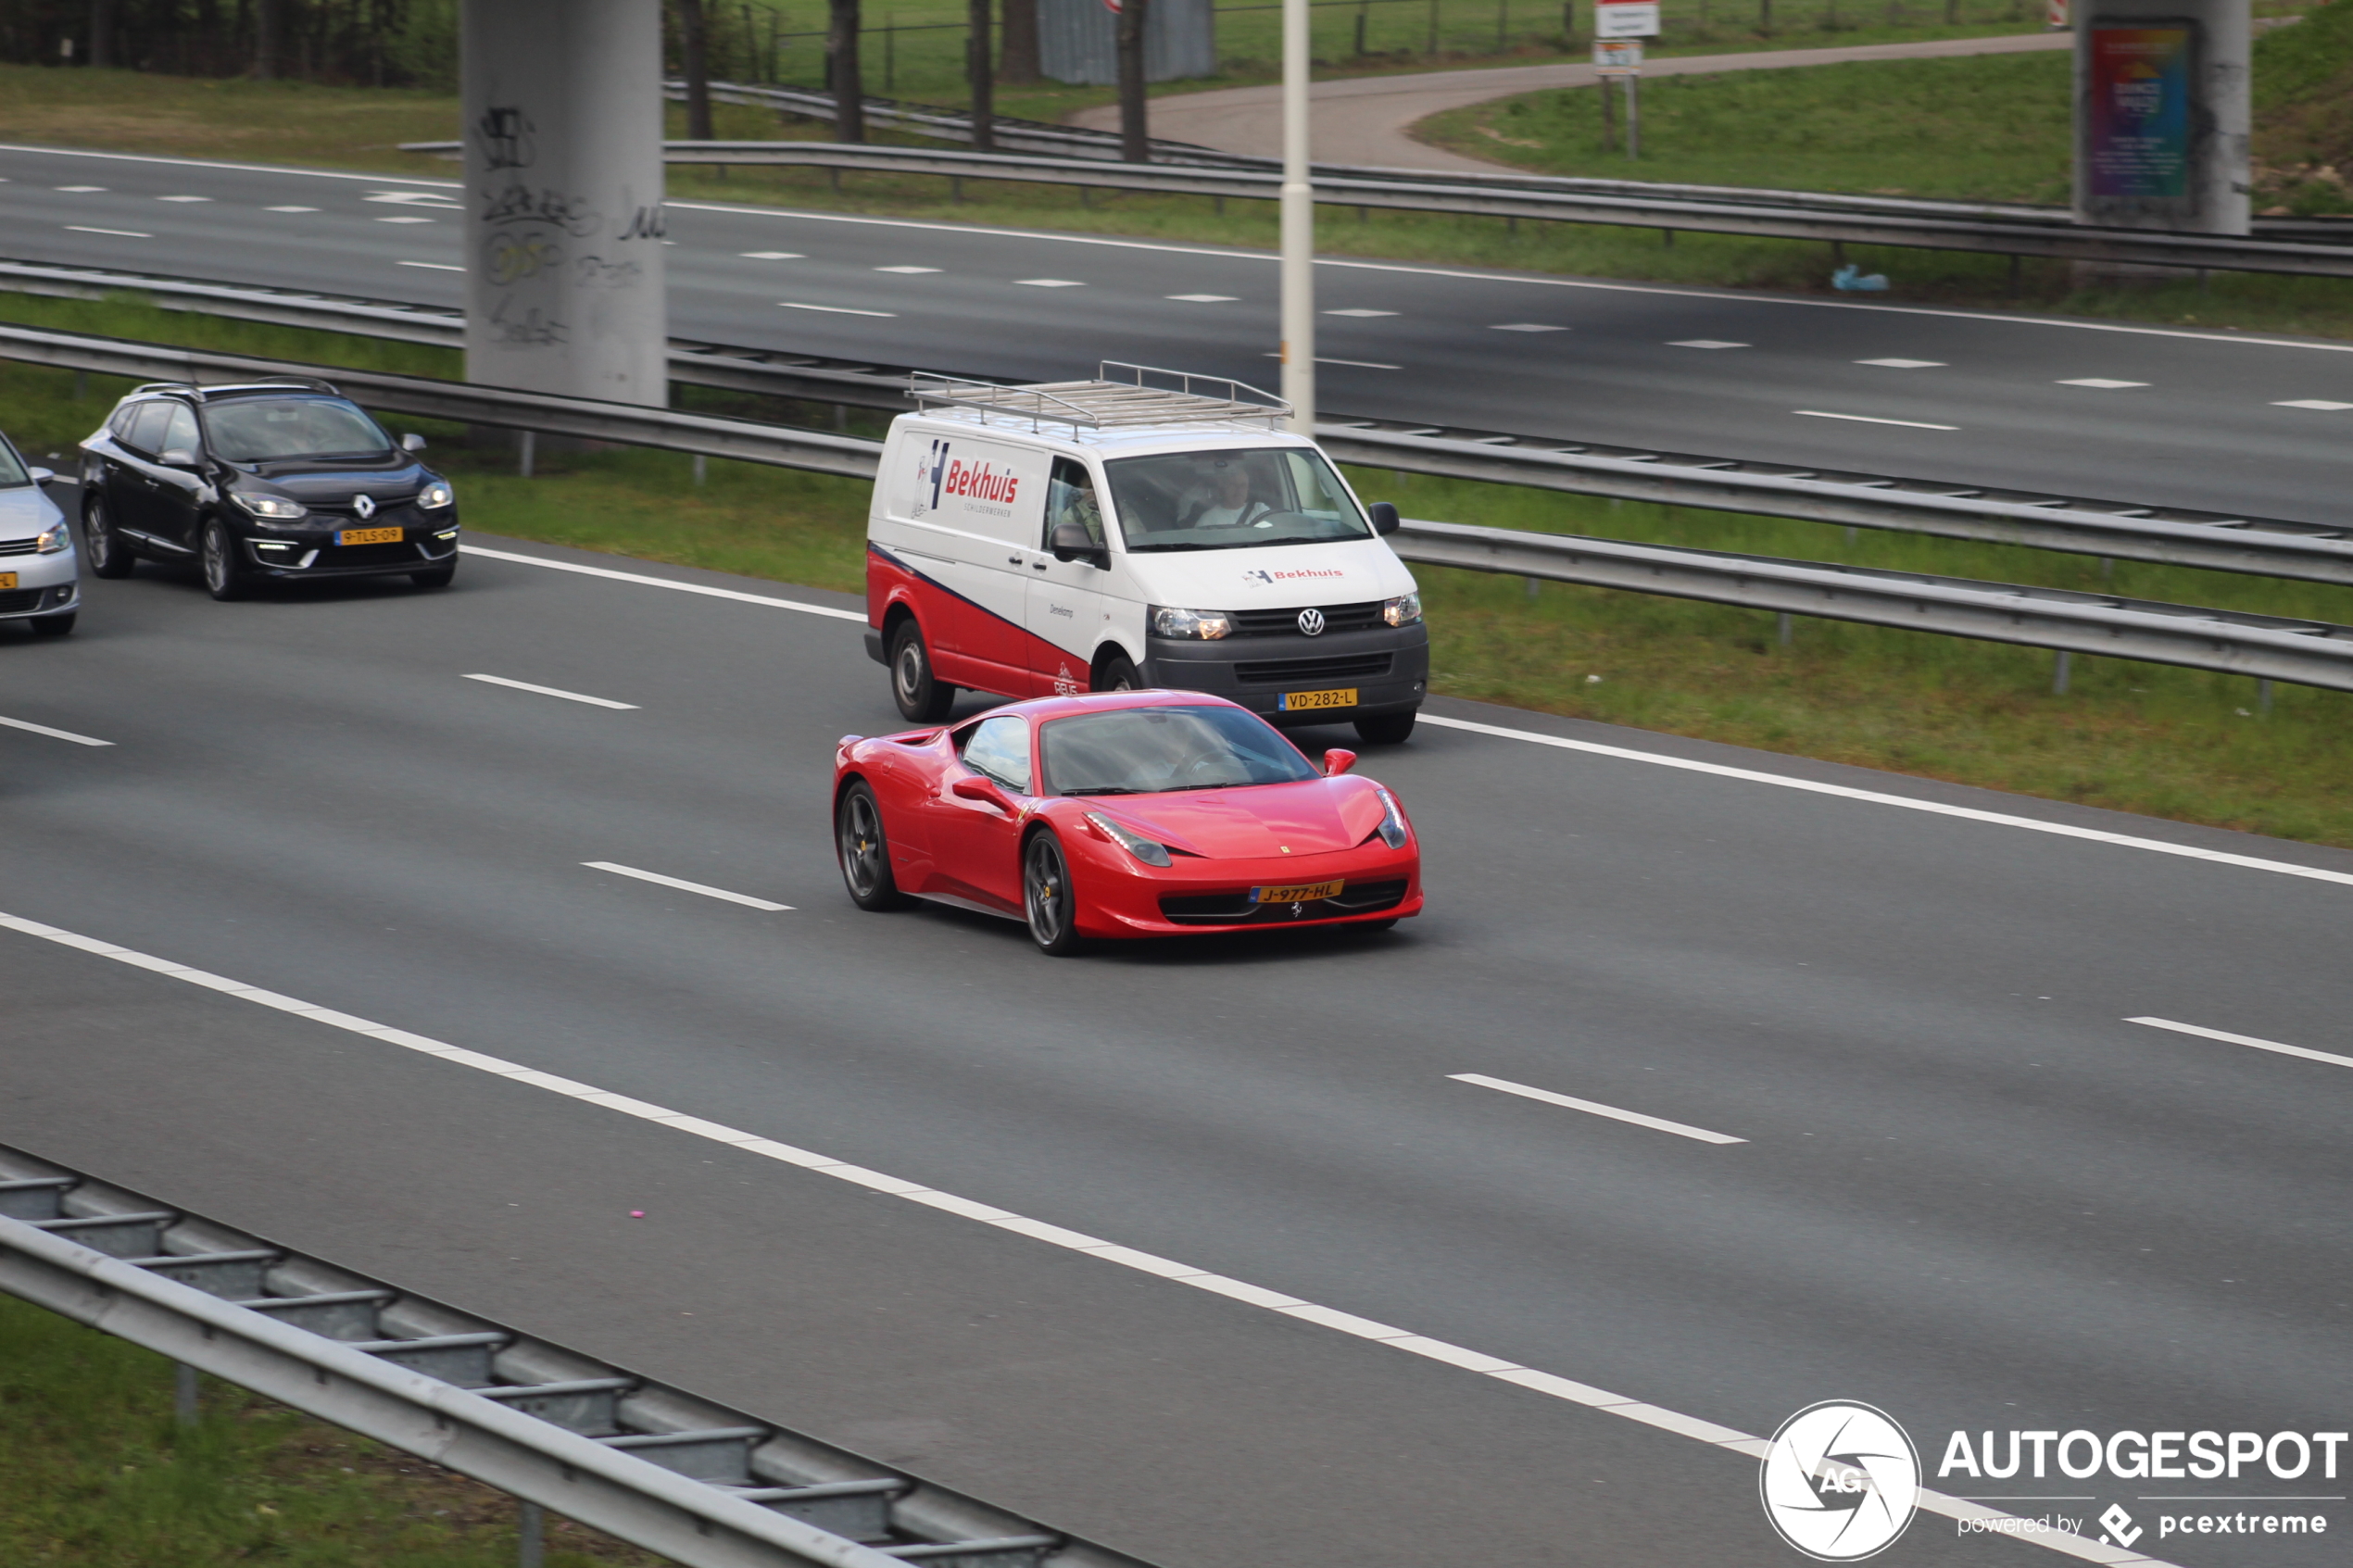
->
xmin=79 ymin=379 xmax=459 ymax=599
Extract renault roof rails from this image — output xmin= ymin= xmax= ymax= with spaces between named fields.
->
xmin=126 ymin=377 xmax=344 ymax=402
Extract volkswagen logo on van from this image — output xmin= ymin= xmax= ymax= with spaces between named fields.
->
xmin=1297 ymin=608 xmax=1326 ymax=636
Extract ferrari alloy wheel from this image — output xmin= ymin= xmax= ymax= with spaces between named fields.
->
xmin=200 ymin=519 xmax=248 ymax=601
xmin=837 ymin=781 xmax=912 ymax=910
xmin=1023 ymin=830 xmax=1084 ymax=956
xmin=889 ymin=621 xmax=956 ymax=723
xmin=84 ymin=496 xmax=135 ymax=579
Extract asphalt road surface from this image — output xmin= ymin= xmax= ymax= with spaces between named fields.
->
xmin=5 ymin=520 xmax=2348 ymax=1568
xmin=5 ymin=142 xmax=2352 ymax=525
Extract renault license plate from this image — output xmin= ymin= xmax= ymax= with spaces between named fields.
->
xmin=339 ymin=525 xmax=401 ymax=546
xmin=1252 ymin=879 xmax=1344 ymax=905
xmin=1278 ymin=687 xmax=1356 ymax=712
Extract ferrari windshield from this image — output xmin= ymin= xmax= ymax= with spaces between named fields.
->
xmin=1040 ymin=705 xmax=1319 ymax=796
xmin=204 ymin=397 xmax=394 ymax=463
xmin=1105 ymin=447 xmax=1372 ymax=553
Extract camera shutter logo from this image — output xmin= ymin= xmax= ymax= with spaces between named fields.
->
xmin=1759 ymin=1401 xmax=1919 ymax=1561
xmin=1297 ymin=608 xmax=1326 ymax=636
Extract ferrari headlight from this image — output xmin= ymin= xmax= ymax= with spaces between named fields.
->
xmin=1085 ymin=811 xmax=1174 ymax=868
xmin=1382 ymin=592 xmax=1422 ymax=627
xmin=231 ymin=492 xmax=308 ymax=521
xmin=418 ymin=481 xmax=454 ymax=510
xmin=1150 ymin=606 xmax=1231 ymax=640
xmin=33 ymin=517 xmax=72 ymax=554
xmin=1373 ymin=786 xmax=1409 ymax=849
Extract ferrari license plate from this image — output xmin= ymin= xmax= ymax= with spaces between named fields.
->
xmin=1252 ymin=879 xmax=1344 ymax=905
xmin=339 ymin=525 xmax=402 ymax=546
xmin=0 ymin=572 xmax=15 ymax=591
xmin=1278 ymin=687 xmax=1356 ymax=712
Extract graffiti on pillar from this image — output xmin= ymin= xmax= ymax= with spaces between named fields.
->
xmin=469 ymin=105 xmax=615 ymax=348
xmin=473 ymin=105 xmax=536 ymax=171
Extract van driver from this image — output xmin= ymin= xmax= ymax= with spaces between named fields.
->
xmin=1178 ymin=458 xmax=1273 ymax=530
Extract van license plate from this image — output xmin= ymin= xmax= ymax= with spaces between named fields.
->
xmin=339 ymin=526 xmax=402 ymax=546
xmin=1279 ymin=687 xmax=1356 ymax=711
xmin=1253 ymin=880 xmax=1344 ymax=904
xmin=0 ymin=572 xmax=15 ymax=591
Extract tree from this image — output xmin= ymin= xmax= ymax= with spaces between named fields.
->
xmin=828 ymin=0 xmax=864 ymax=141
xmin=252 ymin=0 xmax=281 ymax=78
xmin=88 ymin=0 xmax=114 ymax=69
xmin=678 ymin=0 xmax=715 ymax=140
xmin=1116 ymin=0 xmax=1149 ymax=162
xmin=999 ymin=0 xmax=1039 ymax=84
xmin=967 ymin=0 xmax=994 ymax=149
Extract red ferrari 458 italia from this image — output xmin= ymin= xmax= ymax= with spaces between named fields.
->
xmin=833 ymin=691 xmax=1422 ymax=954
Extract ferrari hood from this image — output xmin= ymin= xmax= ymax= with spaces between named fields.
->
xmin=1094 ymin=777 xmax=1386 ymax=859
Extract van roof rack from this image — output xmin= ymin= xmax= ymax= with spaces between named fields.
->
xmin=909 ymin=361 xmax=1290 ymax=433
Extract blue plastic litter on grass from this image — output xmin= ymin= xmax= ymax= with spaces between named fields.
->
xmin=1833 ymin=264 xmax=1891 ymax=293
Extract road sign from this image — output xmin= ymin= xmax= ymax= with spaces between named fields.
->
xmin=1592 ymin=38 xmax=1643 ymax=73
xmin=1594 ymin=0 xmax=1660 ymax=38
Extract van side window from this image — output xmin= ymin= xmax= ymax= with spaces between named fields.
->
xmin=960 ymin=715 xmax=1032 ymax=793
xmin=1045 ymin=458 xmax=1104 ymax=551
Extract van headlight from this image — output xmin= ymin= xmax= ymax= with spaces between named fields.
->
xmin=34 ymin=518 xmax=72 ymax=554
xmin=418 ymin=481 xmax=454 ymax=510
xmin=1383 ymin=592 xmax=1422 ymax=627
xmin=1085 ymin=811 xmax=1174 ymax=867
xmin=1151 ymin=606 xmax=1231 ymax=640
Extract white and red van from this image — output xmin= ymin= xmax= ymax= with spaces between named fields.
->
xmin=863 ymin=365 xmax=1428 ymax=745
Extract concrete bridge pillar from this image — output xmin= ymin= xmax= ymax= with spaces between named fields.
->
xmin=2072 ymin=0 xmax=2250 ymax=236
xmin=461 ymin=0 xmax=670 ymax=405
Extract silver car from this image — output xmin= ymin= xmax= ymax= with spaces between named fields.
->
xmin=1 ymin=432 xmax=77 ymax=636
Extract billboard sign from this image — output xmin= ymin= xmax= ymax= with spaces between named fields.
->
xmin=2086 ymin=24 xmax=2194 ymax=203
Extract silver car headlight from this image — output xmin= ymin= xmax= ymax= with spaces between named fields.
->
xmin=231 ymin=492 xmax=308 ymax=521
xmin=34 ymin=517 xmax=72 ymax=554
xmin=1150 ymin=606 xmax=1231 ymax=640
xmin=418 ymin=481 xmax=454 ymax=510
xmin=1382 ymin=592 xmax=1422 ymax=627
xmin=1085 ymin=811 xmax=1174 ymax=868
xmin=1373 ymin=786 xmax=1410 ymax=849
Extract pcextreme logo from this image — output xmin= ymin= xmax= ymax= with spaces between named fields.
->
xmin=1759 ymin=1401 xmax=1921 ymax=1562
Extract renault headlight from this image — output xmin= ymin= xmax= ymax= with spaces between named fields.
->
xmin=1382 ymin=592 xmax=1422 ymax=627
xmin=1373 ymin=786 xmax=1410 ymax=849
xmin=33 ymin=517 xmax=72 ymax=555
xmin=1151 ymin=606 xmax=1231 ymax=640
xmin=1085 ymin=811 xmax=1174 ymax=868
xmin=231 ymin=492 xmax=308 ymax=521
xmin=418 ymin=481 xmax=454 ymax=510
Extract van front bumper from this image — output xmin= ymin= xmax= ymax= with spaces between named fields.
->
xmin=1143 ymin=623 xmax=1428 ymax=725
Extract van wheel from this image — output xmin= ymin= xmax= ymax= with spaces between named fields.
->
xmin=1354 ymin=710 xmax=1416 ymax=745
xmin=889 ymin=621 xmax=956 ymax=723
xmin=1095 ymin=651 xmax=1139 ymax=692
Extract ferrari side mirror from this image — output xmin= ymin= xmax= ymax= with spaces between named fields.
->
xmin=1367 ymin=502 xmax=1400 ymax=536
xmin=1323 ymin=747 xmax=1358 ymax=776
xmin=950 ymin=774 xmax=1014 ymax=809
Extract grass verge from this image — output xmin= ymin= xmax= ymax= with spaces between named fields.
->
xmin=4 ymin=295 xmax=2348 ymax=848
xmin=0 ymin=1290 xmax=661 ymax=1567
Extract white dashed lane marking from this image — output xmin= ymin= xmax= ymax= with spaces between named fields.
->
xmin=1671 ymin=339 xmax=1748 ymax=348
xmin=459 ymin=673 xmax=637 ymax=709
xmin=64 ymin=225 xmax=150 ymax=238
xmin=156 ymin=194 xmax=212 ymax=203
xmin=1168 ymin=293 xmax=1237 ymax=302
xmin=266 ymin=204 xmax=320 ymax=212
xmin=739 ymin=250 xmax=804 ymax=259
xmin=875 ymin=265 xmax=940 ymax=273
xmin=0 ymin=715 xmax=114 ymax=746
xmin=1856 ymin=358 xmax=1945 ymax=369
xmin=1793 ymin=409 xmax=1959 ymax=430
xmin=2128 ymin=1017 xmax=2353 ymax=1072
xmin=584 ymin=861 xmax=793 ymax=911
xmin=2274 ymin=399 xmax=2353 ymax=411
xmin=54 ymin=184 xmax=106 ymax=192
xmin=779 ymin=302 xmax=897 ymax=317
xmin=1491 ymin=323 xmax=1570 ymax=332
xmin=1449 ymin=1073 xmax=1746 ymax=1145
xmin=375 ymin=216 xmax=436 ymax=224
xmin=1261 ymin=353 xmax=1402 ymax=370
xmin=397 ymin=261 xmax=463 ymax=271
xmin=1013 ymin=278 xmax=1085 ymax=287
xmin=1325 ymin=308 xmax=1398 ymax=317
xmin=2058 ymin=378 xmax=2149 ymax=389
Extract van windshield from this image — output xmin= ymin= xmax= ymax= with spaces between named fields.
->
xmin=1104 ymin=447 xmax=1372 ymax=553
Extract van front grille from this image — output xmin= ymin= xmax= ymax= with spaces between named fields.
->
xmin=1227 ymin=600 xmax=1386 ymax=637
xmin=1233 ymin=653 xmax=1393 ymax=686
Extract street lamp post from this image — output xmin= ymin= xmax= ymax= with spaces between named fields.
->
xmin=1279 ymin=0 xmax=1315 ymax=433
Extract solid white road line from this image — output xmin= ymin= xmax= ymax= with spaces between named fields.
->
xmin=461 ymin=544 xmax=867 ymax=621
xmin=1793 ymin=409 xmax=1960 ymax=431
xmin=2274 ymin=399 xmax=2353 ymax=411
xmin=459 ymin=673 xmax=637 ymax=709
xmin=2126 ymin=1017 xmax=2353 ymax=1072
xmin=1416 ymin=712 xmax=2353 ymax=890
xmin=2058 ymin=378 xmax=2148 ymax=389
xmin=1856 ymin=358 xmax=1944 ymax=368
xmin=1450 ymin=1073 xmax=1745 ymax=1145
xmin=0 ymin=715 xmax=114 ymax=746
xmin=64 ymin=225 xmax=151 ymax=238
xmin=0 ymin=904 xmax=2179 ymax=1568
xmin=779 ymin=302 xmax=896 ymax=317
xmin=584 ymin=861 xmax=793 ymax=911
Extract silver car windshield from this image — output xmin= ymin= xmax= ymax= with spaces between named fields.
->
xmin=204 ymin=398 xmax=394 ymax=463
xmin=1041 ymin=705 xmax=1319 ymax=796
xmin=1105 ymin=448 xmax=1372 ymax=553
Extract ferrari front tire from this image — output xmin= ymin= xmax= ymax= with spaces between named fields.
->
xmin=1023 ymin=829 xmax=1085 ymax=956
xmin=889 ymin=621 xmax=957 ymax=723
xmin=837 ymin=781 xmax=913 ymax=910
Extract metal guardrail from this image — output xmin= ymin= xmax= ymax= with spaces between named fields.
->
xmin=1392 ymin=520 xmax=2353 ymax=692
xmin=0 ymin=1144 xmax=1148 ymax=1568
xmin=1 ymin=319 xmax=2340 ymax=690
xmin=8 ymin=259 xmax=2351 ymax=586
